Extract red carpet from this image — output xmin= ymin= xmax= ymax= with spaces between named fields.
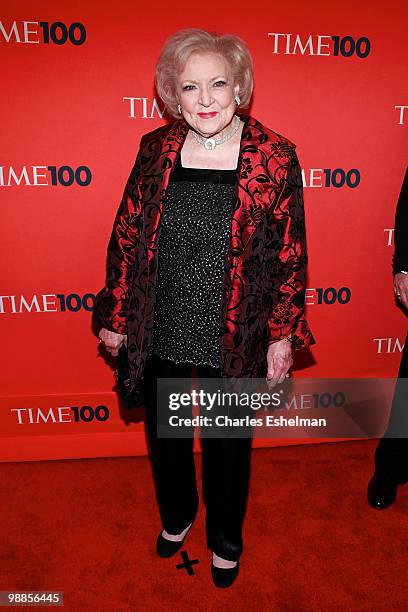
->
xmin=1 ymin=439 xmax=408 ymax=611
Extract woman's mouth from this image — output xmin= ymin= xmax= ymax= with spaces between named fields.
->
xmin=197 ymin=112 xmax=218 ymax=119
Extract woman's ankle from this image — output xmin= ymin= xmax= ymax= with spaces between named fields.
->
xmin=161 ymin=521 xmax=192 ymax=542
xmin=212 ymin=551 xmax=237 ymax=568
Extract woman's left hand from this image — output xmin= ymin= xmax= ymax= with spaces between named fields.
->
xmin=266 ymin=339 xmax=293 ymax=387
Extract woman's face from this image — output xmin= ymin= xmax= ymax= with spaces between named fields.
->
xmin=176 ymin=51 xmax=239 ymax=138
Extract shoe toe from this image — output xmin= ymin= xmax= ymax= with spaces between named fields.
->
xmin=156 ymin=532 xmax=184 ymax=558
xmin=211 ymin=560 xmax=240 ymax=588
xmin=367 ymin=474 xmax=397 ymax=510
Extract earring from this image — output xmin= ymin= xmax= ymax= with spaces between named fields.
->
xmin=177 ymin=103 xmax=182 ymax=114
xmin=235 ymin=95 xmax=241 ymax=106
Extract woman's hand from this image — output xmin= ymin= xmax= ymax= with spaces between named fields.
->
xmin=98 ymin=328 xmax=127 ymax=357
xmin=394 ymin=273 xmax=408 ymax=309
xmin=266 ymin=339 xmax=293 ymax=387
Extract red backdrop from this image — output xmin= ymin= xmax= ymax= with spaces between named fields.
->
xmin=1 ymin=0 xmax=407 ymax=461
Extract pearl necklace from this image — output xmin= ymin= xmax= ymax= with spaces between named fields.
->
xmin=190 ymin=114 xmax=241 ymax=151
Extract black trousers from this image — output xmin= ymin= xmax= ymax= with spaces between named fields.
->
xmin=374 ymin=332 xmax=408 ymax=483
xmin=143 ymin=353 xmax=253 ymax=561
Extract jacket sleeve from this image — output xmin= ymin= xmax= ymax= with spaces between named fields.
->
xmin=92 ymin=137 xmax=145 ymax=335
xmin=265 ymin=147 xmax=316 ymax=351
xmin=392 ymin=166 xmax=408 ymax=274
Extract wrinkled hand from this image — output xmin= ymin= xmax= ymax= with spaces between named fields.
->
xmin=394 ymin=273 xmax=408 ymax=309
xmin=266 ymin=339 xmax=293 ymax=387
xmin=98 ymin=328 xmax=127 ymax=357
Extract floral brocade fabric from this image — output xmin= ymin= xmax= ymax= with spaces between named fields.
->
xmin=92 ymin=113 xmax=316 ymax=392
xmin=150 ymin=156 xmax=236 ymax=367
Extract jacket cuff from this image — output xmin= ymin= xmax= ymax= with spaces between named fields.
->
xmin=265 ymin=311 xmax=316 ymax=351
xmin=392 ymin=254 xmax=408 ymax=275
xmin=92 ymin=288 xmax=127 ymax=335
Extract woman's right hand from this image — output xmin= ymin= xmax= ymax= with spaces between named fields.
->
xmin=98 ymin=328 xmax=127 ymax=357
xmin=394 ymin=273 xmax=408 ymax=309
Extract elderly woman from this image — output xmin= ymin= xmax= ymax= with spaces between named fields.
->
xmin=93 ymin=28 xmax=315 ymax=588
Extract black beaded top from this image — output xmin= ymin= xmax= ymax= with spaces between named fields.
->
xmin=149 ymin=154 xmax=237 ymax=367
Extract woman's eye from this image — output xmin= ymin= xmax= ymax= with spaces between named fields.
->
xmin=182 ymin=81 xmax=226 ymax=91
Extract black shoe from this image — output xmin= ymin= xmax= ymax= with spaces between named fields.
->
xmin=367 ymin=473 xmax=398 ymax=509
xmin=156 ymin=523 xmax=192 ymax=558
xmin=211 ymin=557 xmax=240 ymax=588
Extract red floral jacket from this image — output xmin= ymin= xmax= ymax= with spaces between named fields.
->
xmin=93 ymin=112 xmax=316 ymax=392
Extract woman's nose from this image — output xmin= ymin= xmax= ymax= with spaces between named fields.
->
xmin=199 ymin=88 xmax=214 ymax=107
